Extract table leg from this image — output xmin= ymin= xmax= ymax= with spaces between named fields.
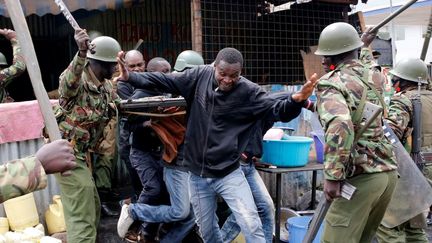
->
xmin=275 ymin=173 xmax=281 ymax=243
xmin=311 ymin=170 xmax=317 ymax=210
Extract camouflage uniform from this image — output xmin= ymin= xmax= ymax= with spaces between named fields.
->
xmin=0 ymin=38 xmax=26 ymax=103
xmin=376 ymin=86 xmax=432 ymax=243
xmin=316 ymin=59 xmax=398 ymax=243
xmin=93 ymin=84 xmax=118 ymax=195
xmin=55 ymin=53 xmax=120 ymax=243
xmin=359 ymin=47 xmax=377 ymax=69
xmin=0 ymin=156 xmax=47 ymax=203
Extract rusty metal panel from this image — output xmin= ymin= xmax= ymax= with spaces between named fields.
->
xmin=0 ymin=138 xmax=60 ymax=220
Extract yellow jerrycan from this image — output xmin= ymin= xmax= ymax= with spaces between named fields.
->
xmin=0 ymin=217 xmax=9 ymax=234
xmin=3 ymin=193 xmax=39 ymax=231
xmin=45 ymin=195 xmax=66 ymax=235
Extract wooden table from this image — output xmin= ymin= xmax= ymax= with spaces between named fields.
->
xmin=257 ymin=162 xmax=324 ymax=243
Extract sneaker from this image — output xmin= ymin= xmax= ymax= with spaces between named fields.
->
xmin=118 ymin=204 xmax=135 ymax=238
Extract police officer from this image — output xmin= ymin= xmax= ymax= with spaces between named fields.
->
xmin=172 ymin=50 xmax=203 ymax=72
xmin=55 ymin=29 xmax=121 ymax=243
xmin=314 ymin=22 xmax=398 ymax=242
xmin=0 ymin=28 xmax=26 ymax=103
xmin=377 ymin=58 xmax=431 ymax=243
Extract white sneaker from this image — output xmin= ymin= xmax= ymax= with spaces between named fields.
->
xmin=117 ymin=204 xmax=134 ymax=238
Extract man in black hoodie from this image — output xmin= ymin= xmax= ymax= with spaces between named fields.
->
xmin=116 ymin=47 xmax=317 ymax=242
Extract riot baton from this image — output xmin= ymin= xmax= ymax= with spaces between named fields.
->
xmin=54 ymin=0 xmax=95 ymax=53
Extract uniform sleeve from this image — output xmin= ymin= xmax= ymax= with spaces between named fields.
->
xmin=58 ymin=52 xmax=86 ymax=98
xmin=0 ymin=156 xmax=47 ymax=203
xmin=359 ymin=48 xmax=375 ymax=67
xmin=0 ymin=38 xmax=26 ymax=87
xmin=386 ymin=94 xmax=412 ymax=141
xmin=316 ymin=80 xmax=354 ymax=181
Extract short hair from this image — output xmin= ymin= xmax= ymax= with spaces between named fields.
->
xmin=125 ymin=50 xmax=144 ymax=62
xmin=214 ymin=47 xmax=243 ymax=67
xmin=147 ymin=57 xmax=171 ymax=72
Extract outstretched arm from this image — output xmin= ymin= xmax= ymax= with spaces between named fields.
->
xmin=0 ymin=29 xmax=26 ymax=88
xmin=58 ymin=29 xmax=90 ymax=98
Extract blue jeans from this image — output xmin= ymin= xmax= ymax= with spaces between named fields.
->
xmin=129 ymin=168 xmax=195 ymax=242
xmin=189 ymin=167 xmax=265 ymax=243
xmin=221 ymin=162 xmax=274 ymax=243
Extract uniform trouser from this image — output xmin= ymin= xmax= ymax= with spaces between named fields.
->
xmin=93 ymin=153 xmax=114 ymax=191
xmin=55 ymin=158 xmax=100 ymax=243
xmin=376 ymin=220 xmax=429 ymax=243
xmin=321 ymin=170 xmax=398 ymax=243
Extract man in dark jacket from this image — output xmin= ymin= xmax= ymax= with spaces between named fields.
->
xmin=116 ymin=47 xmax=317 ymax=242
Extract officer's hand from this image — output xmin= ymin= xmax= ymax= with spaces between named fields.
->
xmin=324 ymin=179 xmax=342 ymax=201
xmin=292 ymin=73 xmax=318 ymax=102
xmin=36 ymin=139 xmax=77 ymax=176
xmin=74 ymin=29 xmax=90 ymax=56
xmin=361 ymin=27 xmax=377 ymax=47
xmin=117 ymin=51 xmax=129 ymax=81
xmin=0 ymin=29 xmax=17 ymax=40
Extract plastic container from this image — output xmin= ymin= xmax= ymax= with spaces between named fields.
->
xmin=287 ymin=216 xmax=323 ymax=243
xmin=3 ymin=193 xmax=39 ymax=231
xmin=310 ymin=132 xmax=325 ymax=164
xmin=40 ymin=236 xmax=62 ymax=243
xmin=0 ymin=218 xmax=9 ymax=234
xmin=45 ymin=195 xmax=66 ymax=235
xmin=262 ymin=136 xmax=313 ymax=167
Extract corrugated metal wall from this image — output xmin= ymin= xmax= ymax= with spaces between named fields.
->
xmin=0 ymin=138 xmax=60 ymax=222
xmin=0 ymin=0 xmax=192 ymax=101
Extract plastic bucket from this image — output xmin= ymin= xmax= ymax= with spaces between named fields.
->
xmin=287 ymin=216 xmax=323 ymax=243
xmin=3 ymin=193 xmax=39 ymax=231
xmin=262 ymin=136 xmax=313 ymax=167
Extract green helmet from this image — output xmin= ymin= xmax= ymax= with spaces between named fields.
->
xmin=0 ymin=52 xmax=7 ymax=66
xmin=174 ymin=50 xmax=204 ymax=72
xmin=87 ymin=36 xmax=121 ymax=63
xmin=389 ymin=58 xmax=429 ymax=84
xmin=315 ymin=22 xmax=364 ymax=56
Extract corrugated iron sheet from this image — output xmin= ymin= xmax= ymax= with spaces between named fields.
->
xmin=0 ymin=138 xmax=61 ymax=222
xmin=0 ymin=0 xmax=146 ymax=17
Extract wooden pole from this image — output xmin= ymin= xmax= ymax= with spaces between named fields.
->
xmin=191 ymin=0 xmax=202 ymax=54
xmin=4 ymin=0 xmax=61 ymax=141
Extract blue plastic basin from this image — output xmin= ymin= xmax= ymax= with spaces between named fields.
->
xmin=262 ymin=136 xmax=313 ymax=167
